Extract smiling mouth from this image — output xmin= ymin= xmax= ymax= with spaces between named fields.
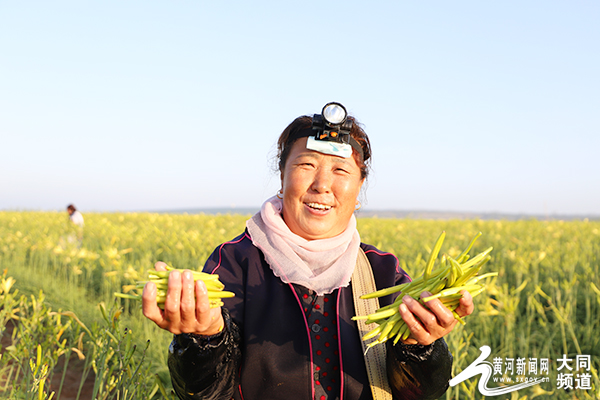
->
xmin=306 ymin=202 xmax=332 ymax=211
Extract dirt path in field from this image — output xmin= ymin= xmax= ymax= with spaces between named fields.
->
xmin=1 ymin=320 xmax=95 ymax=399
xmin=48 ymin=353 xmax=96 ymax=399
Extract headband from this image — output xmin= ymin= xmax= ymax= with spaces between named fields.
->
xmin=291 ymin=128 xmax=364 ymax=159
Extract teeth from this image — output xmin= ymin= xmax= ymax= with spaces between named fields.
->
xmin=307 ymin=203 xmax=331 ymax=210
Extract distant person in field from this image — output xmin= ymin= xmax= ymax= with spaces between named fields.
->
xmin=141 ymin=103 xmax=474 ymax=400
xmin=67 ymin=204 xmax=84 ymax=227
xmin=66 ymin=204 xmax=84 ymax=246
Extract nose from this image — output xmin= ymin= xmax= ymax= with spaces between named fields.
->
xmin=310 ymin=168 xmax=332 ymax=193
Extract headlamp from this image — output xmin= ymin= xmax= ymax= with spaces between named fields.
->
xmin=322 ymin=102 xmax=347 ymax=125
xmin=291 ymin=102 xmax=364 ymax=159
xmin=311 ymin=102 xmax=353 ymax=140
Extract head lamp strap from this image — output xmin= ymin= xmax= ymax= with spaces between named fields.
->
xmin=291 ymin=128 xmax=364 ymax=160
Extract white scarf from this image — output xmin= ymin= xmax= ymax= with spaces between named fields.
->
xmin=246 ymin=196 xmax=360 ymax=295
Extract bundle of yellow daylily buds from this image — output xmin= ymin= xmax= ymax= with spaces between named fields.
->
xmin=353 ymin=232 xmax=497 ymax=348
xmin=115 ymin=265 xmax=234 ymax=309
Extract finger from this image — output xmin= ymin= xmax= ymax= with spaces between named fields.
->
xmin=163 ymin=270 xmax=182 ymax=323
xmin=155 ymin=261 xmax=168 ymax=271
xmin=399 ymin=297 xmax=429 ymax=343
xmin=179 ymin=270 xmax=198 ymax=326
xmin=420 ymin=292 xmax=456 ymax=328
xmin=455 ymin=290 xmax=474 ymax=318
xmin=195 ymin=280 xmax=224 ymax=335
xmin=402 ymin=295 xmax=440 ymax=332
xmin=195 ymin=279 xmax=218 ymax=328
xmin=141 ymin=282 xmax=166 ymax=327
xmin=195 ymin=279 xmax=211 ymax=320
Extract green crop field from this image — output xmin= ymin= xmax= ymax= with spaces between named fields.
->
xmin=0 ymin=211 xmax=598 ymax=399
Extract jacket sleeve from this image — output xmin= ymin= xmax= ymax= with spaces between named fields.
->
xmin=386 ymin=338 xmax=453 ymax=400
xmin=168 ymin=308 xmax=242 ymax=400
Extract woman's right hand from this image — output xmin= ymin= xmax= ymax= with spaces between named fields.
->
xmin=142 ymin=261 xmax=224 ymax=336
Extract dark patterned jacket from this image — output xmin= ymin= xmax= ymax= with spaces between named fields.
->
xmin=168 ymin=230 xmax=453 ymax=400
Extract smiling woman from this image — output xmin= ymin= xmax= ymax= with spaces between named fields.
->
xmin=141 ymin=103 xmax=474 ymax=400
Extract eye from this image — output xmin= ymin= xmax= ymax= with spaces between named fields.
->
xmin=297 ymin=162 xmax=315 ymax=169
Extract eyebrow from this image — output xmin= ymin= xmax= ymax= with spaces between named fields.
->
xmin=294 ymin=152 xmax=353 ymax=166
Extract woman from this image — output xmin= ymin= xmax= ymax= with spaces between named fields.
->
xmin=67 ymin=204 xmax=84 ymax=227
xmin=66 ymin=203 xmax=84 ymax=245
xmin=142 ymin=103 xmax=474 ymax=400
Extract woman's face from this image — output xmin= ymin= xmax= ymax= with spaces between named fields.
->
xmin=281 ymin=137 xmax=364 ymax=240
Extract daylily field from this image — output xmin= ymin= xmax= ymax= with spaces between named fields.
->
xmin=0 ymin=211 xmax=598 ymax=399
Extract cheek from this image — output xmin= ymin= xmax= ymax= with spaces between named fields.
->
xmin=282 ymin=171 xmax=309 ymax=195
xmin=281 ymin=171 xmax=292 ymax=193
xmin=281 ymin=175 xmax=294 ymax=195
xmin=336 ymin=180 xmax=362 ymax=201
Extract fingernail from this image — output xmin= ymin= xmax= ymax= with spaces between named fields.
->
xmin=183 ymin=270 xmax=193 ymax=280
xmin=170 ymin=270 xmax=180 ymax=280
xmin=143 ymin=282 xmax=155 ymax=295
xmin=197 ymin=279 xmax=207 ymax=294
xmin=400 ymin=304 xmax=408 ymax=313
xmin=403 ymin=295 xmax=413 ymax=305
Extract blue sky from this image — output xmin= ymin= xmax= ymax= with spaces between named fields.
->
xmin=1 ymin=1 xmax=599 ymax=216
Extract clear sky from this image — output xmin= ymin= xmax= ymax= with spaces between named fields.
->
xmin=2 ymin=1 xmax=599 ymax=216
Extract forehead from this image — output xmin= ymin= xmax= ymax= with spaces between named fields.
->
xmin=287 ymin=137 xmax=360 ymax=168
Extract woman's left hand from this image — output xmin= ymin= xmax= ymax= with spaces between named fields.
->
xmin=398 ymin=290 xmax=474 ymax=345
